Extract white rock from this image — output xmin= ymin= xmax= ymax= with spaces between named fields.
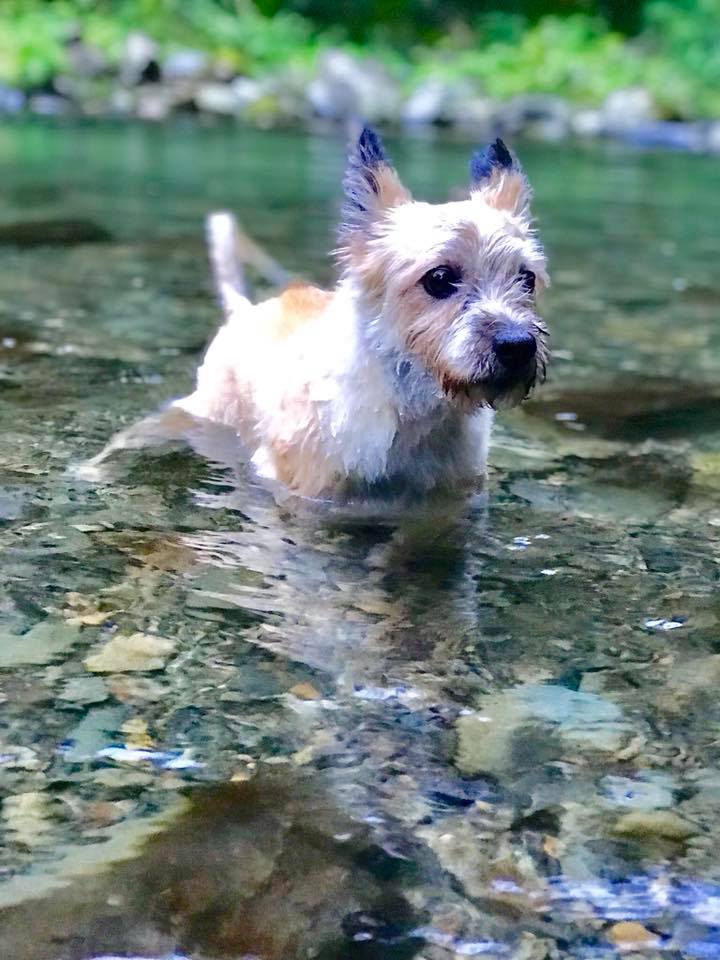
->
xmin=572 ymin=108 xmax=604 ymax=137
xmin=84 ymin=632 xmax=176 ymax=673
xmin=194 ymin=82 xmax=240 ymax=116
xmin=308 ymin=49 xmax=400 ymax=122
xmin=402 ymin=79 xmax=452 ymax=124
xmin=601 ymin=87 xmax=656 ymax=131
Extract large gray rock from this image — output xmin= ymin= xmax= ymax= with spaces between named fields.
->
xmin=163 ymin=49 xmax=209 ymax=81
xmin=600 ymin=86 xmax=657 ymax=131
xmin=402 ymin=79 xmax=454 ymax=124
xmin=120 ymin=31 xmax=160 ymax=86
xmin=571 ymin=108 xmax=604 ymax=137
xmin=134 ymin=85 xmax=175 ymax=120
xmin=497 ymin=94 xmax=572 ymax=140
xmin=308 ymin=49 xmax=400 ymax=122
xmin=64 ymin=34 xmax=107 ymax=78
xmin=28 ymin=94 xmax=69 ymax=116
xmin=194 ymin=82 xmax=240 ymax=116
xmin=402 ymin=78 xmax=496 ymax=129
xmin=707 ymin=121 xmax=720 ymax=153
xmin=0 ymin=85 xmax=24 ymax=113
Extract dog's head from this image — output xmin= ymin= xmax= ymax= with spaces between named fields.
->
xmin=338 ymin=127 xmax=549 ymax=409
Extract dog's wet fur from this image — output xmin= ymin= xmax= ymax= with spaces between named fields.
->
xmin=171 ymin=127 xmax=549 ymax=500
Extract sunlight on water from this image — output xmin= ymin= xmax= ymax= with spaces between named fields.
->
xmin=0 ymin=121 xmax=720 ymax=958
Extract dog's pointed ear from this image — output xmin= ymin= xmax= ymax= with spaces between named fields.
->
xmin=339 ymin=126 xmax=411 ymax=243
xmin=469 ymin=138 xmax=531 ymax=217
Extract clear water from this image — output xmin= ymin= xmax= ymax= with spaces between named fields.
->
xmin=1 ymin=120 xmax=720 ymax=959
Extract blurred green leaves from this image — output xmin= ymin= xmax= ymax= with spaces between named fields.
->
xmin=1 ymin=0 xmax=720 ymax=119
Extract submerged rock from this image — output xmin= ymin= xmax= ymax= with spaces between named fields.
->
xmin=0 ymin=218 xmax=112 ymax=247
xmin=600 ymin=773 xmax=677 ymax=811
xmin=456 ymin=683 xmax=630 ymax=777
xmin=607 ymin=921 xmax=659 ymax=950
xmin=84 ymin=632 xmax=176 ymax=673
xmin=0 ymin=620 xmax=81 ymax=667
xmin=612 ymin=810 xmax=700 ymax=842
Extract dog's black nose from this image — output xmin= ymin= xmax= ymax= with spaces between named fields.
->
xmin=493 ymin=326 xmax=537 ymax=369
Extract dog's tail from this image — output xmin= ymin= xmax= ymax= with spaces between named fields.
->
xmin=205 ymin=211 xmax=250 ymax=317
xmin=205 ymin=210 xmax=293 ymax=318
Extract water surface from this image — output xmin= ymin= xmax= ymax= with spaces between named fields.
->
xmin=1 ymin=120 xmax=720 ymax=959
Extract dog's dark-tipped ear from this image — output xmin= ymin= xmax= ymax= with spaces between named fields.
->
xmin=339 ymin=126 xmax=411 ymax=243
xmin=470 ymin=138 xmax=531 ymax=217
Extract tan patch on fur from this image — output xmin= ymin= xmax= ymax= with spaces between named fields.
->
xmin=474 ymin=169 xmax=528 ymax=214
xmin=373 ymin=164 xmax=412 ymax=210
xmin=269 ymin=283 xmax=333 ymax=343
xmin=267 ymin=394 xmax=339 ymax=497
xmin=337 ymin=164 xmax=412 ymax=267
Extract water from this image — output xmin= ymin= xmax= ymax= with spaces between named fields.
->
xmin=1 ymin=119 xmax=720 ymax=959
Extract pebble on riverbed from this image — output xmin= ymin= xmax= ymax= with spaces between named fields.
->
xmin=607 ymin=921 xmax=659 ymax=950
xmin=612 ymin=810 xmax=700 ymax=842
xmin=84 ymin=632 xmax=176 ymax=673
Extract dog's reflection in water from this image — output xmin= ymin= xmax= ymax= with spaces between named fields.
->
xmin=79 ymin=405 xmax=488 ymax=698
xmin=0 ymin=772 xmax=424 ymax=960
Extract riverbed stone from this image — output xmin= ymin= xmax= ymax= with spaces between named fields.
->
xmin=0 ymin=620 xmax=81 ymax=667
xmin=600 ymin=773 xmax=677 ymax=811
xmin=456 ymin=683 xmax=629 ymax=777
xmin=84 ymin=632 xmax=176 ymax=673
xmin=608 ymin=921 xmax=659 ymax=949
xmin=612 ymin=810 xmax=700 ymax=842
xmin=0 ymin=218 xmax=112 ymax=247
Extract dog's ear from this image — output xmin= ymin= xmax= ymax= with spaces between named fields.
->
xmin=339 ymin=126 xmax=411 ymax=242
xmin=469 ymin=138 xmax=531 ymax=217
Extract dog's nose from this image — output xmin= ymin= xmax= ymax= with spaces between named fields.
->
xmin=493 ymin=326 xmax=537 ymax=369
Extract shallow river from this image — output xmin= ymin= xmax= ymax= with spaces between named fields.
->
xmin=1 ymin=120 xmax=720 ymax=959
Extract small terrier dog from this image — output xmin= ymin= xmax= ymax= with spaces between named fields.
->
xmin=174 ymin=127 xmax=549 ymax=500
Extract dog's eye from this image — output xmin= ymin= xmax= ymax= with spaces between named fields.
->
xmin=519 ymin=267 xmax=536 ymax=294
xmin=421 ymin=265 xmax=461 ymax=300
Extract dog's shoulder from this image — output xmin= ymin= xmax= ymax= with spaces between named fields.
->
xmin=263 ymin=281 xmax=333 ymax=343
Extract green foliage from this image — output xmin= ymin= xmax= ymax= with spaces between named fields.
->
xmin=0 ymin=0 xmax=324 ymax=85
xmin=642 ymin=0 xmax=720 ymax=116
xmin=413 ymin=14 xmax=646 ymax=104
xmin=0 ymin=0 xmax=720 ymax=119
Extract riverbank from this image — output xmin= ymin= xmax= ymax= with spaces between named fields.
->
xmin=3 ymin=2 xmax=720 ymax=152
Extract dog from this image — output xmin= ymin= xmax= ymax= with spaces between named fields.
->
xmin=172 ymin=127 xmax=549 ymax=501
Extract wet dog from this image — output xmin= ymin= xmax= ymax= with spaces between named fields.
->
xmin=176 ymin=127 xmax=549 ymax=500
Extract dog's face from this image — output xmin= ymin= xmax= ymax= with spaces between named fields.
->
xmin=338 ymin=128 xmax=549 ymax=409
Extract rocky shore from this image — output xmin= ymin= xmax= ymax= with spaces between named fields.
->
xmin=2 ymin=32 xmax=719 ymax=151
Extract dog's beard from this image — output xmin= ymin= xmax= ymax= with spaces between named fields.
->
xmin=441 ymin=367 xmax=539 ymax=412
xmin=401 ymin=313 xmax=548 ymax=413
xmin=438 ymin=340 xmax=547 ymax=411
